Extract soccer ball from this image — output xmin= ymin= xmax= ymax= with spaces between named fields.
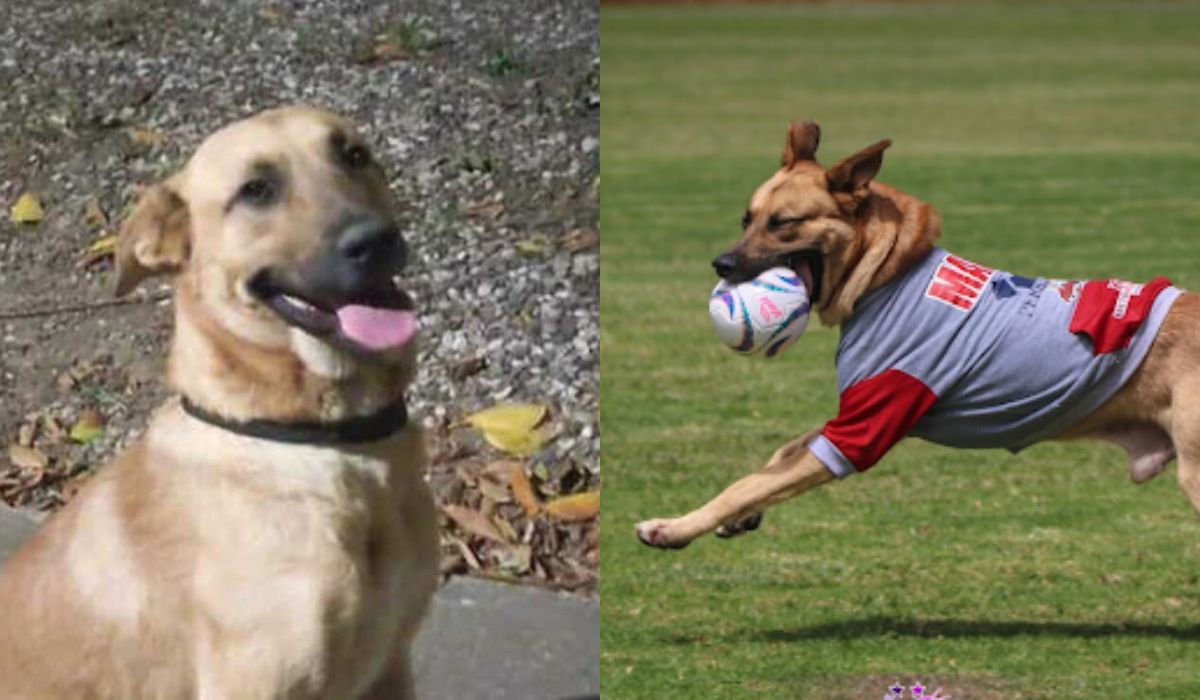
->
xmin=709 ymin=267 xmax=810 ymax=357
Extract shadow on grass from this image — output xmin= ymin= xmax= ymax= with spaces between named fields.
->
xmin=669 ymin=617 xmax=1200 ymax=644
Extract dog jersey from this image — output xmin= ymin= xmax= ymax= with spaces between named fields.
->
xmin=808 ymin=248 xmax=1181 ymax=479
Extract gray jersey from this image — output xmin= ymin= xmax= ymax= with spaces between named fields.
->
xmin=809 ymin=248 xmax=1180 ymax=478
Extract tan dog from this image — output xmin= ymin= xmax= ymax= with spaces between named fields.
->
xmin=637 ymin=121 xmax=1200 ymax=549
xmin=0 ymin=107 xmax=438 ymax=698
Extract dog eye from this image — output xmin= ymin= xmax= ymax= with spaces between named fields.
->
xmin=341 ymin=143 xmax=372 ymax=170
xmin=741 ymin=211 xmax=752 ymax=229
xmin=236 ymin=178 xmax=277 ymax=207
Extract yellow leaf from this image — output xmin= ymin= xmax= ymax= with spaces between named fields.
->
xmin=544 ymin=491 xmax=600 ymax=522
xmin=85 ymin=233 xmax=118 ymax=256
xmin=464 ymin=403 xmax=551 ymax=456
xmin=10 ymin=193 xmax=44 ymax=224
xmin=69 ymin=408 xmax=106 ymax=444
xmin=509 ymin=463 xmax=542 ymax=516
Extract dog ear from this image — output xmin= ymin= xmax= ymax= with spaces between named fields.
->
xmin=781 ymin=121 xmax=821 ymax=168
xmin=114 ymin=180 xmax=192 ymax=297
xmin=826 ymin=139 xmax=891 ymax=206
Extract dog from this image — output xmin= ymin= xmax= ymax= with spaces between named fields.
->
xmin=0 ymin=107 xmax=438 ymax=698
xmin=636 ymin=121 xmax=1198 ymax=550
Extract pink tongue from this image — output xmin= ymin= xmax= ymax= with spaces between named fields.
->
xmin=335 ymin=306 xmax=418 ymax=350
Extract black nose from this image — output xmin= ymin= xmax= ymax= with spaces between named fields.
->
xmin=338 ymin=218 xmax=406 ymax=270
xmin=712 ymin=253 xmax=740 ymax=278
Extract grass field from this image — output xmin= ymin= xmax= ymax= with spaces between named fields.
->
xmin=600 ymin=3 xmax=1200 ymax=698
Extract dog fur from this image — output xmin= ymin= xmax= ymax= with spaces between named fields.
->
xmin=0 ymin=107 xmax=438 ymax=699
xmin=636 ymin=121 xmax=1200 ymax=549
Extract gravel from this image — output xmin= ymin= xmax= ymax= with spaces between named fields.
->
xmin=0 ymin=0 xmax=598 ymax=587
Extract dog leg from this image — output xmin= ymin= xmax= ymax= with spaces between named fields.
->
xmin=635 ymin=429 xmax=831 ymax=549
xmin=362 ymin=643 xmax=415 ymax=700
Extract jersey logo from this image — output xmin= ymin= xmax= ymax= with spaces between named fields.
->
xmin=925 ymin=254 xmax=994 ymax=311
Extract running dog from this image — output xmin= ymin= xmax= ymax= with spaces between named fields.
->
xmin=637 ymin=121 xmax=1197 ymax=549
xmin=0 ymin=107 xmax=438 ymax=698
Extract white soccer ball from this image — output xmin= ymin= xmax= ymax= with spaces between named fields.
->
xmin=709 ymin=267 xmax=810 ymax=357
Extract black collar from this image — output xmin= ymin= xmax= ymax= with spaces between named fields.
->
xmin=180 ymin=396 xmax=408 ymax=445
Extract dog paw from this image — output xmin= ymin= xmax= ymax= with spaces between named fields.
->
xmin=635 ymin=519 xmax=690 ymax=550
xmin=715 ymin=512 xmax=763 ymax=539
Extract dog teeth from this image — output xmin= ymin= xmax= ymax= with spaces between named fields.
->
xmin=281 ymin=295 xmax=316 ymax=312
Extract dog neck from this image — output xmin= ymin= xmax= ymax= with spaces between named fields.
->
xmin=819 ymin=182 xmax=941 ymax=326
xmin=166 ymin=281 xmax=409 ymax=425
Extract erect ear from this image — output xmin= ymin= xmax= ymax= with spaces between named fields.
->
xmin=114 ymin=179 xmax=192 ymax=297
xmin=826 ymin=139 xmax=891 ymax=205
xmin=781 ymin=121 xmax=821 ymax=169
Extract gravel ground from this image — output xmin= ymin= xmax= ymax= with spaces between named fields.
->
xmin=0 ymin=0 xmax=598 ymax=591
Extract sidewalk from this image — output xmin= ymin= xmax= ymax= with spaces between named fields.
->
xmin=0 ymin=505 xmax=598 ymax=700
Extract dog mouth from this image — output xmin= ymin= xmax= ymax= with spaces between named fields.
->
xmin=246 ymin=269 xmax=418 ymax=352
xmin=783 ymin=249 xmax=824 ymax=304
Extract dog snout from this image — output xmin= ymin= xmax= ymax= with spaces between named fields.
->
xmin=712 ymin=253 xmax=741 ymax=279
xmin=338 ymin=217 xmax=407 ymax=272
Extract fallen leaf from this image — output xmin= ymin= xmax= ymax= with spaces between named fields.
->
xmin=69 ymin=408 xmax=105 ymax=444
xmin=82 ymin=199 xmax=108 ymax=229
xmin=128 ymin=127 xmax=166 ymax=147
xmin=464 ymin=200 xmax=505 ymax=220
xmin=544 ymin=491 xmax=600 ymax=522
xmin=10 ymin=193 xmax=45 ymax=224
xmin=492 ymin=515 xmax=519 ymax=542
xmin=464 ymin=403 xmax=552 ymax=456
xmin=80 ymin=232 xmax=119 ymax=267
xmin=442 ymin=504 xmax=506 ymax=543
xmin=449 ymin=536 xmax=481 ymax=570
xmin=494 ymin=544 xmax=532 ymax=574
xmin=7 ymin=445 xmax=49 ymax=471
xmin=559 ymin=227 xmax=599 ymax=253
xmin=516 ymin=235 xmax=550 ymax=257
xmin=509 ymin=462 xmax=542 ymax=516
xmin=16 ymin=420 xmax=36 ymax=447
xmin=476 ymin=476 xmax=511 ymax=504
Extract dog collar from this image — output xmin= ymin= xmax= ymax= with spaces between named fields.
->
xmin=180 ymin=395 xmax=408 ymax=445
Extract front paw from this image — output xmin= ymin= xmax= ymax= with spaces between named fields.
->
xmin=635 ymin=519 xmax=690 ymax=550
xmin=715 ymin=512 xmax=763 ymax=538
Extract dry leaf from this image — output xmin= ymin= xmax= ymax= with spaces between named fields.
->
xmin=464 ymin=200 xmax=505 ymax=220
xmin=450 ymin=536 xmax=481 ymax=570
xmin=559 ymin=227 xmax=599 ymax=253
xmin=492 ymin=516 xmax=519 ymax=543
xmin=16 ymin=421 xmax=36 ymax=447
xmin=7 ymin=445 xmax=49 ymax=471
xmin=464 ymin=403 xmax=551 ymax=456
xmin=83 ymin=199 xmax=108 ymax=229
xmin=10 ymin=193 xmax=45 ymax=224
xmin=476 ymin=476 xmax=511 ymax=504
xmin=544 ymin=491 xmax=600 ymax=522
xmin=442 ymin=504 xmax=506 ymax=543
xmin=69 ymin=408 xmax=106 ymax=444
xmin=129 ymin=127 xmax=166 ymax=147
xmin=509 ymin=463 xmax=542 ymax=516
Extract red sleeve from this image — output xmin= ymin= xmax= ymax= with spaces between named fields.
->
xmin=821 ymin=369 xmax=938 ymax=472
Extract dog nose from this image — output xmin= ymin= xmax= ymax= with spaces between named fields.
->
xmin=338 ymin=218 xmax=407 ymax=270
xmin=712 ymin=253 xmax=740 ymax=278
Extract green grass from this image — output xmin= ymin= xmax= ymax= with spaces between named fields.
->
xmin=600 ymin=3 xmax=1200 ymax=698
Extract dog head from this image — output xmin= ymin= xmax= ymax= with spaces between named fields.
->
xmin=713 ymin=122 xmax=939 ymax=325
xmin=115 ymin=106 xmax=417 ymax=419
